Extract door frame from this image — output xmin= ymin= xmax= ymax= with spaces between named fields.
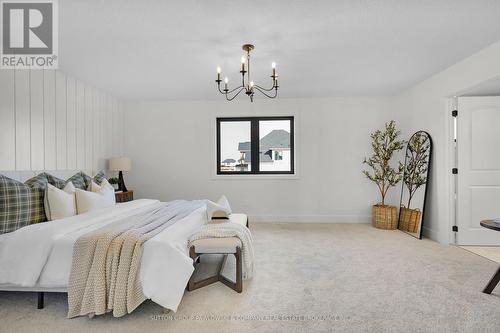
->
xmin=449 ymin=96 xmax=500 ymax=245
xmin=447 ymin=97 xmax=458 ymax=245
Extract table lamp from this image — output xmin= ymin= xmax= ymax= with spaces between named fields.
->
xmin=109 ymin=156 xmax=131 ymax=192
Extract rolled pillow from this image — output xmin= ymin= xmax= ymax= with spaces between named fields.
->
xmin=206 ymin=195 xmax=232 ymax=220
xmin=44 ymin=182 xmax=76 ymax=221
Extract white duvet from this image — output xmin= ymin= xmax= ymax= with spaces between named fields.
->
xmin=0 ymin=199 xmax=207 ymax=312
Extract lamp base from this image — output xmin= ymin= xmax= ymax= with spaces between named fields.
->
xmin=118 ymin=171 xmax=128 ymax=192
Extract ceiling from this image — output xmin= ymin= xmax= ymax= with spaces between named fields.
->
xmin=58 ymin=0 xmax=500 ymax=101
xmin=460 ymin=77 xmax=500 ymax=96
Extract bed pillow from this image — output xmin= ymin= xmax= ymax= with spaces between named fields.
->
xmin=0 ymin=174 xmax=48 ymax=234
xmin=206 ymin=195 xmax=232 ymax=220
xmin=67 ymin=171 xmax=92 ymax=190
xmin=92 ymin=170 xmax=106 ymax=185
xmin=44 ymin=182 xmax=76 ymax=221
xmin=46 ymin=171 xmax=105 ymax=189
xmin=45 ymin=173 xmax=66 ymax=189
xmin=75 ymin=179 xmax=115 ymax=214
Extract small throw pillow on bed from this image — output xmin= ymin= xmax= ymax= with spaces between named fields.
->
xmin=44 ymin=182 xmax=76 ymax=221
xmin=75 ymin=179 xmax=115 ymax=214
xmin=66 ymin=171 xmax=92 ymax=190
xmin=45 ymin=173 xmax=67 ymax=189
xmin=206 ymin=195 xmax=232 ymax=220
xmin=92 ymin=170 xmax=106 ymax=185
xmin=0 ymin=174 xmax=48 ymax=234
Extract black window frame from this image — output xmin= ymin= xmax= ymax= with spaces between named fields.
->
xmin=216 ymin=116 xmax=295 ymax=175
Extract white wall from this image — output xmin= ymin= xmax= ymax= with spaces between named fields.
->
xmin=123 ymin=40 xmax=500 ymax=241
xmin=393 ymin=40 xmax=500 ymax=243
xmin=124 ymin=97 xmax=401 ymax=223
xmin=0 ymin=69 xmax=124 ymax=174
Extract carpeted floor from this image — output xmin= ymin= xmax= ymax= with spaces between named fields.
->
xmin=1 ymin=223 xmax=499 ymax=333
xmin=460 ymin=246 xmax=500 ymax=263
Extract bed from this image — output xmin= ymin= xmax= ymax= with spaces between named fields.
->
xmin=0 ymin=198 xmax=208 ymax=314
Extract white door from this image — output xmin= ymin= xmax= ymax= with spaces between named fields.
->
xmin=457 ymin=97 xmax=500 ymax=245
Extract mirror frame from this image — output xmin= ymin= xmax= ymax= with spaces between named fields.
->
xmin=398 ymin=131 xmax=433 ymax=239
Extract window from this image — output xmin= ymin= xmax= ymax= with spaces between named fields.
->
xmin=216 ymin=116 xmax=294 ymax=174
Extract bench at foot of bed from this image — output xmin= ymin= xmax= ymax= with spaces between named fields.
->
xmin=187 ymin=214 xmax=248 ymax=293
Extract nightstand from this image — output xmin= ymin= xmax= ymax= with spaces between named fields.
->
xmin=115 ymin=190 xmax=134 ymax=203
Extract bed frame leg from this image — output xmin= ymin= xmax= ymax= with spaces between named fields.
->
xmin=37 ymin=292 xmax=44 ymax=309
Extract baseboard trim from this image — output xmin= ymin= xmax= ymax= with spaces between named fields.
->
xmin=248 ymin=215 xmax=371 ymax=223
xmin=422 ymin=226 xmax=438 ymax=242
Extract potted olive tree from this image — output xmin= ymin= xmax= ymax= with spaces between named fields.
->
xmin=362 ymin=120 xmax=405 ymax=229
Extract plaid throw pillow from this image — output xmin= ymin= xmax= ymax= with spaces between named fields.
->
xmin=46 ymin=171 xmax=103 ymax=190
xmin=93 ymin=170 xmax=106 ymax=185
xmin=46 ymin=173 xmax=66 ymax=189
xmin=67 ymin=172 xmax=92 ymax=190
xmin=0 ymin=174 xmax=49 ymax=234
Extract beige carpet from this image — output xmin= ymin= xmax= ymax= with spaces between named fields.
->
xmin=1 ymin=223 xmax=500 ymax=333
xmin=460 ymin=246 xmax=500 ymax=263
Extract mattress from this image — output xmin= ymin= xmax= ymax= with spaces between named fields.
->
xmin=0 ymin=199 xmax=207 ymax=311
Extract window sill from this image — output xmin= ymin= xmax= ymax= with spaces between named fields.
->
xmin=211 ymin=173 xmax=299 ymax=180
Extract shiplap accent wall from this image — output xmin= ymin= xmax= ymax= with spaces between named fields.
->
xmin=0 ymin=69 xmax=123 ymax=173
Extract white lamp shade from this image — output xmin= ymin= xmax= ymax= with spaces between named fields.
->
xmin=109 ymin=156 xmax=131 ymax=171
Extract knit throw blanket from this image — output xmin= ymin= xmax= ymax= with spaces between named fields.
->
xmin=67 ymin=200 xmax=204 ymax=318
xmin=188 ymin=222 xmax=254 ymax=279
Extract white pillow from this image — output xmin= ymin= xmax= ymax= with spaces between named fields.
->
xmin=88 ymin=180 xmax=102 ymax=192
xmin=44 ymin=182 xmax=77 ymax=221
xmin=75 ymin=179 xmax=116 ymax=214
xmin=206 ymin=195 xmax=232 ymax=220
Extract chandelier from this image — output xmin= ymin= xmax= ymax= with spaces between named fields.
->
xmin=215 ymin=44 xmax=279 ymax=102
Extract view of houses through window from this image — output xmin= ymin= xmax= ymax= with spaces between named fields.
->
xmin=217 ymin=117 xmax=294 ymax=174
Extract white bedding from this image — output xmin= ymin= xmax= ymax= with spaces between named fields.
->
xmin=0 ymin=199 xmax=207 ymax=312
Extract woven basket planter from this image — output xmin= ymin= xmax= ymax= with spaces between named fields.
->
xmin=399 ymin=207 xmax=421 ymax=233
xmin=372 ymin=205 xmax=397 ymax=230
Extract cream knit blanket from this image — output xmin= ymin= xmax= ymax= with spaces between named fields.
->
xmin=188 ymin=222 xmax=254 ymax=279
xmin=67 ymin=200 xmax=204 ymax=318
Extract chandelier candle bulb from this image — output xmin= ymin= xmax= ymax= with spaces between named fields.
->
xmin=224 ymin=77 xmax=228 ymax=90
xmin=272 ymin=62 xmax=276 ymax=77
xmin=241 ymin=56 xmax=246 ymax=71
xmin=216 ymin=66 xmax=221 ymax=81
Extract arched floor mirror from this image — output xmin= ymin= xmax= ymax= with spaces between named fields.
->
xmin=398 ymin=131 xmax=432 ymax=239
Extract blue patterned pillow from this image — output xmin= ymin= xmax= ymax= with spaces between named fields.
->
xmin=0 ymin=174 xmax=48 ymax=234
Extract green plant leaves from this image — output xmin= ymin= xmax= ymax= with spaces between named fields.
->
xmin=362 ymin=120 xmax=405 ymax=205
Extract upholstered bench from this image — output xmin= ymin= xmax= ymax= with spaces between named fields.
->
xmin=187 ymin=214 xmax=248 ymax=293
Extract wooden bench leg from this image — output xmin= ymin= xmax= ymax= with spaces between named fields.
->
xmin=188 ymin=246 xmax=243 ymax=293
xmin=219 ymin=247 xmax=242 ymax=293
xmin=235 ymin=246 xmax=242 ymax=293
xmin=37 ymin=292 xmax=44 ymax=309
xmin=188 ymin=246 xmax=223 ymax=292
xmin=187 ymin=246 xmax=197 ymax=291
